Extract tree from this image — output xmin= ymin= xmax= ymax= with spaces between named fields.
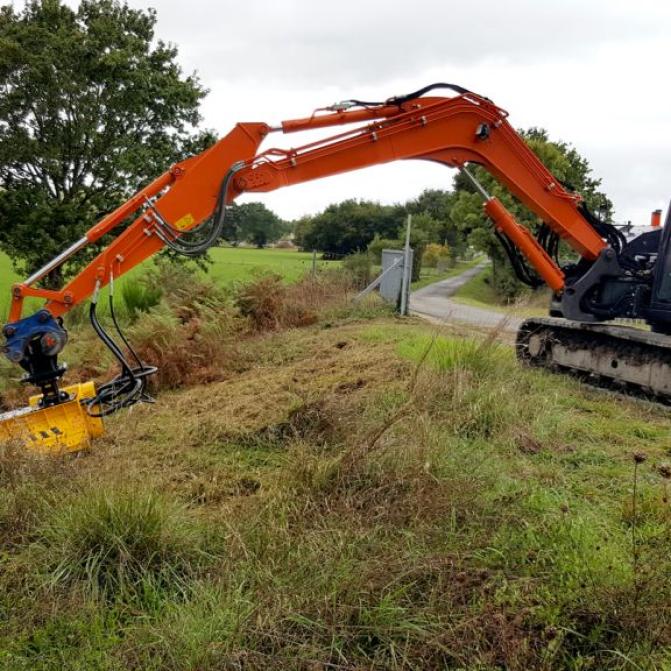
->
xmin=292 ymin=215 xmax=314 ymax=250
xmin=0 ymin=0 xmax=211 ymax=286
xmin=450 ymin=127 xmax=613 ymax=299
xmin=226 ymin=202 xmax=286 ymax=248
xmin=366 ymin=213 xmax=433 ymax=282
xmin=406 ymin=189 xmax=462 ymax=250
xmin=302 ymin=199 xmax=403 ymax=256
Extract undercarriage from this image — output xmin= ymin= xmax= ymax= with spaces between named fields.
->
xmin=516 ymin=317 xmax=671 ymax=402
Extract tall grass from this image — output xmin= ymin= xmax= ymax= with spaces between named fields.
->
xmin=40 ymin=488 xmax=206 ymax=604
xmin=121 ymin=279 xmax=162 ymax=321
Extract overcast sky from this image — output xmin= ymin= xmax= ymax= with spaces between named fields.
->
xmin=62 ymin=0 xmax=671 ymax=225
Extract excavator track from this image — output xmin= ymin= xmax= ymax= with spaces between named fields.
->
xmin=516 ymin=317 xmax=671 ymax=404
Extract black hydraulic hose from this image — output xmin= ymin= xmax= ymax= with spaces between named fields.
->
xmin=495 ymin=229 xmax=544 ymax=288
xmin=85 ymin=300 xmax=141 ymax=416
xmin=345 ymin=82 xmax=472 ymax=108
xmin=108 ymin=294 xmax=156 ymax=405
xmin=84 ymin=294 xmax=156 ymax=417
xmin=109 ymin=294 xmax=144 ymax=371
xmin=153 ymin=164 xmax=240 ymax=257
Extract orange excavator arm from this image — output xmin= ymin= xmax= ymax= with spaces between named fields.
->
xmin=8 ymin=82 xmax=671 ymax=452
xmin=7 ymin=87 xmax=606 ymax=324
xmin=8 ymin=83 xmax=634 ymax=424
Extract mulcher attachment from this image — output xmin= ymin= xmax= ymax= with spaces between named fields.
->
xmin=0 ymin=381 xmax=104 ymax=453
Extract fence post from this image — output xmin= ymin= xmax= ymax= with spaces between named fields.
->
xmin=399 ymin=214 xmax=412 ymax=316
xmin=311 ymin=249 xmax=317 ymax=277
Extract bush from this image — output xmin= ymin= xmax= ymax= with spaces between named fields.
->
xmin=128 ymin=301 xmax=240 ymax=389
xmin=121 ymin=279 xmax=162 ymax=321
xmin=423 ymin=243 xmax=451 ymax=268
xmin=367 ymin=235 xmax=401 ymax=264
xmin=235 ymin=273 xmax=288 ymax=331
xmin=40 ymin=488 xmax=204 ymax=603
xmin=342 ymin=252 xmax=372 ymax=289
xmin=367 ymin=235 xmax=423 ymax=282
xmin=235 ymin=274 xmax=317 ymax=332
xmin=141 ymin=259 xmax=227 ymax=321
xmin=491 ymin=258 xmax=525 ymax=301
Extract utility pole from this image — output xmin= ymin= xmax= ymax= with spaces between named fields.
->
xmin=399 ymin=214 xmax=412 ymax=316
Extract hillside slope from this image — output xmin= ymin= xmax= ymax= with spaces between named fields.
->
xmin=1 ymin=314 xmax=670 ymax=670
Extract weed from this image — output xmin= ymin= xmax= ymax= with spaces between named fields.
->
xmin=1 ymin=316 xmax=671 ymax=669
xmin=235 ymin=273 xmax=316 ymax=331
xmin=121 ymin=278 xmax=162 ymax=321
xmin=39 ymin=487 xmax=206 ymax=604
xmin=128 ymin=301 xmax=241 ymax=389
xmin=342 ymin=251 xmax=373 ymax=289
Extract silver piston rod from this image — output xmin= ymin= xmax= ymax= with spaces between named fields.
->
xmin=23 ymin=236 xmax=89 ymax=287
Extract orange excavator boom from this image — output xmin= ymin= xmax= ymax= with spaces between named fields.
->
xmin=4 ymin=82 xmax=671 ymax=449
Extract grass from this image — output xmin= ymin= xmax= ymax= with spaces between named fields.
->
xmin=0 ymin=252 xmax=25 ymax=320
xmin=0 ymin=247 xmax=339 ymax=322
xmin=452 ymin=265 xmax=552 ymax=317
xmin=41 ymin=488 xmax=206 ymax=605
xmin=207 ymin=246 xmax=336 ymax=284
xmin=1 ymin=299 xmax=671 ymax=668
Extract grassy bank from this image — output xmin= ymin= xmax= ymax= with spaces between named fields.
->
xmin=1 ymin=291 xmax=670 ymax=668
xmin=452 ymin=265 xmax=552 ymax=317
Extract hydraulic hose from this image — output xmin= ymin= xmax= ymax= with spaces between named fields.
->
xmin=84 ymin=285 xmax=156 ymax=417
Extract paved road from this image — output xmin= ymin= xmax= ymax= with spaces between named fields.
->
xmin=409 ymin=262 xmax=522 ymax=332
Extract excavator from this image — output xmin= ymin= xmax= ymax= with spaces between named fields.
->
xmin=1 ymin=83 xmax=670 ymax=453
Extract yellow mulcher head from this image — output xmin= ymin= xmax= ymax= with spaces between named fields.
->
xmin=0 ymin=381 xmax=104 ymax=454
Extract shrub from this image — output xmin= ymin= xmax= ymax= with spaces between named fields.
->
xmin=235 ymin=273 xmax=323 ymax=332
xmin=235 ymin=273 xmax=288 ymax=331
xmin=367 ymin=235 xmax=423 ymax=281
xmin=40 ymin=488 xmax=204 ymax=603
xmin=367 ymin=235 xmax=401 ymax=264
xmin=342 ymin=252 xmax=372 ymax=289
xmin=423 ymin=243 xmax=451 ymax=268
xmin=121 ymin=279 xmax=162 ymax=321
xmin=285 ymin=269 xmax=353 ymax=314
xmin=128 ymin=301 xmax=240 ymax=389
xmin=141 ymin=259 xmax=227 ymax=321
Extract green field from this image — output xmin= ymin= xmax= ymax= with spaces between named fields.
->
xmin=0 ymin=247 xmax=339 ymax=321
xmin=0 ymin=252 xmax=22 ymax=319
xmin=207 ymin=247 xmax=336 ymax=284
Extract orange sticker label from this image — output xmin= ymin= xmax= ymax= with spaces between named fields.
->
xmin=174 ymin=213 xmax=195 ymax=231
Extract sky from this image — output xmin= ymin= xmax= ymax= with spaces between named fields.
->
xmin=60 ymin=0 xmax=671 ymax=224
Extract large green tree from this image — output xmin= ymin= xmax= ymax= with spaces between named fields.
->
xmin=226 ymin=202 xmax=287 ymax=248
xmin=302 ymin=199 xmax=404 ymax=256
xmin=450 ymin=127 xmax=613 ymax=299
xmin=406 ymin=188 xmax=462 ymax=252
xmin=0 ymin=0 xmax=210 ymax=285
